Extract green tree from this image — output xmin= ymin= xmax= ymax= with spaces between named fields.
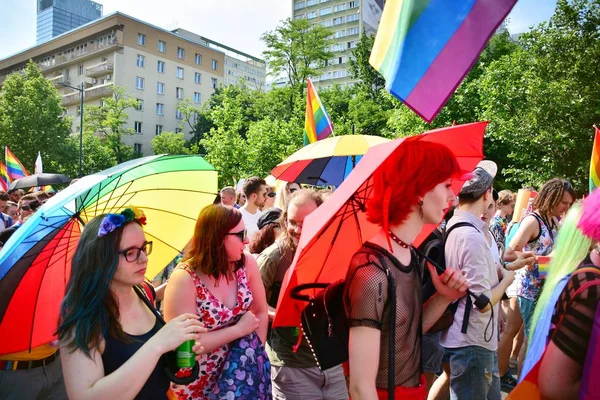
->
xmin=49 ymin=131 xmax=118 ymax=177
xmin=201 ymin=127 xmax=248 ymax=187
xmin=348 ymin=32 xmax=386 ymax=100
xmin=261 ymin=18 xmax=334 ymax=90
xmin=0 ymin=60 xmax=71 ymax=171
xmin=151 ymin=131 xmax=198 ymax=155
xmin=83 ymin=86 xmax=139 ymax=163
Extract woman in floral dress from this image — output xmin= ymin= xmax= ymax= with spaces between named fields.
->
xmin=164 ymin=205 xmax=270 ymax=399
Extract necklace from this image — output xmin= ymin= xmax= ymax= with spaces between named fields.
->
xmin=388 ymin=230 xmax=412 ymax=249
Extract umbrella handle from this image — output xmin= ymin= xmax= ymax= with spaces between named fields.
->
xmin=412 ymin=247 xmax=490 ymax=310
xmin=290 ymin=283 xmax=330 ymax=302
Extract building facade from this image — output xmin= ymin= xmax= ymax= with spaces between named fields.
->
xmin=292 ymin=0 xmax=383 ymax=88
xmin=0 ymin=12 xmax=265 ymax=156
xmin=37 ymin=0 xmax=103 ymax=44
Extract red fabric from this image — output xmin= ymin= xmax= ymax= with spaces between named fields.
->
xmin=0 ymin=220 xmax=80 ymax=354
xmin=273 ymin=122 xmax=486 ymax=328
xmin=376 ymin=374 xmax=427 ymax=400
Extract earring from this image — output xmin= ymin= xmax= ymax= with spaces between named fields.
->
xmin=418 ymin=200 xmax=424 ymax=219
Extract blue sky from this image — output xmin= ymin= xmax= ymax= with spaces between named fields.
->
xmin=0 ymin=0 xmax=558 ymax=61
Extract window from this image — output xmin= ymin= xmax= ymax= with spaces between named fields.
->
xmin=348 ymin=1 xmax=358 ymax=8
xmin=307 ymin=11 xmax=318 ymax=19
xmin=176 ymin=67 xmax=184 ymax=79
xmin=211 ymin=78 xmax=217 ymax=89
xmin=320 ymin=7 xmax=331 ymax=16
xmin=347 ymin=27 xmax=359 ymax=35
xmin=78 ymin=64 xmax=83 ymax=75
xmin=176 ymin=87 xmax=184 ymax=99
xmin=195 ymin=53 xmax=202 ymax=65
xmin=334 ymin=30 xmax=346 ymax=38
xmin=177 ymin=47 xmax=185 ymax=59
xmin=211 ymin=59 xmax=218 ymax=71
xmin=306 ymin=0 xmax=317 ymax=5
xmin=194 ymin=72 xmax=202 ymax=84
xmin=294 ymin=14 xmax=305 ymax=19
xmin=347 ymin=40 xmax=358 ymax=49
xmin=137 ymin=33 xmax=146 ymax=46
xmin=134 ymin=143 xmax=142 ymax=153
xmin=294 ymin=1 xmax=305 ymax=10
xmin=135 ymin=76 xmax=145 ymax=90
xmin=175 ymin=127 xmax=183 ymax=133
xmin=158 ymin=40 xmax=166 ymax=53
xmin=157 ymin=60 xmax=165 ymax=73
xmin=347 ymin=13 xmax=359 ymax=22
xmin=322 ymin=19 xmax=333 ymax=27
xmin=134 ymin=121 xmax=142 ymax=134
xmin=333 ymin=4 xmax=346 ymax=12
xmin=157 ymin=82 xmax=165 ymax=95
xmin=156 ymin=125 xmax=163 ymax=135
xmin=333 ymin=16 xmax=345 ymax=25
xmin=156 ymin=103 xmax=164 ymax=115
xmin=136 ymin=54 xmax=145 ymax=67
xmin=194 ymin=92 xmax=201 ymax=104
xmin=176 ymin=109 xmax=183 ymax=120
xmin=136 ymin=99 xmax=144 ymax=111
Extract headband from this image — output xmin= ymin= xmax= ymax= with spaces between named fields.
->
xmin=98 ymin=206 xmax=147 ymax=237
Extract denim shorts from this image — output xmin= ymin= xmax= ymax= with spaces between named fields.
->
xmin=445 ymin=346 xmax=500 ymax=400
xmin=421 ymin=331 xmax=444 ymax=374
xmin=518 ymin=296 xmax=536 ymax=338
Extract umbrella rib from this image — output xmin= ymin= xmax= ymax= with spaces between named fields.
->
xmin=91 ymin=188 xmax=219 ymax=209
xmin=144 ymin=231 xmax=186 ymax=254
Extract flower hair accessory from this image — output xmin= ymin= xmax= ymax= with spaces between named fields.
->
xmin=98 ymin=206 xmax=147 ymax=237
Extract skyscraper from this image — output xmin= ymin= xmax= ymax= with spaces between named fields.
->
xmin=37 ymin=0 xmax=103 ymax=44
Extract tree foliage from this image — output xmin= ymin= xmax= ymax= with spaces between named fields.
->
xmin=151 ymin=131 xmax=198 ymax=155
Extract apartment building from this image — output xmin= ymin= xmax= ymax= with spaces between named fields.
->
xmin=292 ymin=0 xmax=383 ymax=88
xmin=37 ymin=0 xmax=103 ymax=44
xmin=0 ymin=12 xmax=266 ymax=156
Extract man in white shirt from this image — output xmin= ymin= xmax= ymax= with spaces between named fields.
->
xmin=240 ymin=177 xmax=267 ymax=241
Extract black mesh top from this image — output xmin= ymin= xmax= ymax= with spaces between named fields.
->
xmin=343 ymin=242 xmax=423 ymax=388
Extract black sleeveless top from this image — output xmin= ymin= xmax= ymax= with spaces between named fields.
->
xmin=102 ymin=294 xmax=170 ymax=399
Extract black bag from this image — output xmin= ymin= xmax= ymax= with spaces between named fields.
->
xmin=418 ymin=222 xmax=476 ymax=333
xmin=290 ymin=248 xmax=397 ymax=399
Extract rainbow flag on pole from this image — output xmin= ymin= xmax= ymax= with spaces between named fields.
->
xmin=370 ymin=0 xmax=517 ymax=123
xmin=0 ymin=162 xmax=9 ymax=191
xmin=304 ymin=78 xmax=334 ymax=146
xmin=590 ymin=125 xmax=600 ymax=193
xmin=5 ymin=147 xmax=29 ymax=181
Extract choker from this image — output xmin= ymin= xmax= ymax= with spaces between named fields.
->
xmin=388 ymin=230 xmax=412 ymax=249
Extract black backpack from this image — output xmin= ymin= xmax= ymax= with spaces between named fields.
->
xmin=418 ymin=222 xmax=477 ymax=333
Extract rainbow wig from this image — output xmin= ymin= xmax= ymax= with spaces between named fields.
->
xmin=528 ymin=202 xmax=590 ymax=344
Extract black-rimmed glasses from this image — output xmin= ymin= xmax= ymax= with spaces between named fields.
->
xmin=226 ymin=230 xmax=247 ymax=242
xmin=119 ymin=241 xmax=153 ymax=262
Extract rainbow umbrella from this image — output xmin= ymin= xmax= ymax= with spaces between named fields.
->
xmin=270 ymin=135 xmax=390 ymax=186
xmin=0 ymin=155 xmax=218 ymax=354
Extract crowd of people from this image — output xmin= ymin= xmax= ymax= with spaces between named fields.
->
xmin=0 ymin=140 xmax=598 ymax=400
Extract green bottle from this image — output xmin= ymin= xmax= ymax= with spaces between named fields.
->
xmin=176 ymin=340 xmax=196 ymax=368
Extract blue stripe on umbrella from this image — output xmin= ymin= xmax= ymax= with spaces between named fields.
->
xmin=320 ymin=156 xmax=349 ymax=186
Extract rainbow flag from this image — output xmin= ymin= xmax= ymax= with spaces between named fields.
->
xmin=5 ymin=147 xmax=29 ymax=181
xmin=0 ymin=162 xmax=9 ymax=191
xmin=590 ymin=125 xmax=600 ymax=193
xmin=304 ymin=78 xmax=333 ymax=145
xmin=370 ymin=0 xmax=517 ymax=123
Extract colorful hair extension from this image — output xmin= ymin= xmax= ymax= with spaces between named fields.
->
xmin=528 ymin=203 xmax=590 ymax=344
xmin=578 ymin=189 xmax=600 ymax=242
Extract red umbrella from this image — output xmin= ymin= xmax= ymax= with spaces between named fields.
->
xmin=272 ymin=122 xmax=486 ymax=328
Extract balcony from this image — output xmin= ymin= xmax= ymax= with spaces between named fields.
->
xmin=86 ymin=61 xmax=113 ymax=78
xmin=49 ymin=75 xmax=68 ymax=87
xmin=84 ymin=82 xmax=113 ymax=100
xmin=62 ymin=91 xmax=81 ymax=106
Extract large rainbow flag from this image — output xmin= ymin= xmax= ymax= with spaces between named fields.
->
xmin=590 ymin=125 xmax=600 ymax=193
xmin=370 ymin=0 xmax=518 ymax=123
xmin=5 ymin=147 xmax=29 ymax=182
xmin=0 ymin=162 xmax=9 ymax=191
xmin=304 ymin=78 xmax=333 ymax=145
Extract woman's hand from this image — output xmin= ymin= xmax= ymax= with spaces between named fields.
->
xmin=428 ymin=263 xmax=470 ymax=302
xmin=235 ymin=311 xmax=260 ymax=337
xmin=150 ymin=313 xmax=207 ymax=354
xmin=511 ymin=251 xmax=536 ymax=270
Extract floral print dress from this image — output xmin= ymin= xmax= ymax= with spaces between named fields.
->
xmin=516 ymin=213 xmax=558 ymax=301
xmin=172 ymin=266 xmax=253 ymax=400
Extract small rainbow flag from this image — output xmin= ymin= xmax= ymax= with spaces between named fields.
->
xmin=590 ymin=125 xmax=600 ymax=193
xmin=0 ymin=162 xmax=9 ymax=191
xmin=370 ymin=0 xmax=517 ymax=123
xmin=537 ymin=256 xmax=551 ymax=280
xmin=5 ymin=147 xmax=29 ymax=181
xmin=304 ymin=78 xmax=333 ymax=146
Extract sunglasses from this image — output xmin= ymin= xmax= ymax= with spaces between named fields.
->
xmin=119 ymin=241 xmax=153 ymax=262
xmin=226 ymin=230 xmax=247 ymax=242
xmin=267 ymin=192 xmax=276 ymax=198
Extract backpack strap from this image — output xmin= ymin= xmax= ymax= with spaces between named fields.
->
xmin=133 ymin=284 xmax=165 ymax=326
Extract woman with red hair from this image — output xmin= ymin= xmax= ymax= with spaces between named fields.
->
xmin=344 ymin=139 xmax=470 ymax=400
xmin=163 ymin=205 xmax=270 ymax=399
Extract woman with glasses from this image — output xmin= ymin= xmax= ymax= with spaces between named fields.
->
xmin=164 ymin=204 xmax=270 ymax=399
xmin=57 ymin=207 xmax=206 ymax=400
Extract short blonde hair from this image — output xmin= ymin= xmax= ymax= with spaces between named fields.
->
xmin=496 ymin=190 xmax=515 ymax=207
